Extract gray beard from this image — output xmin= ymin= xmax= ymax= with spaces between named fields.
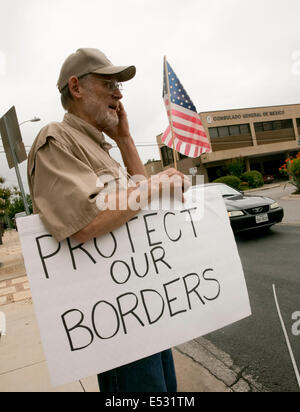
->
xmin=82 ymin=94 xmax=119 ymax=131
xmin=101 ymin=111 xmax=119 ymax=130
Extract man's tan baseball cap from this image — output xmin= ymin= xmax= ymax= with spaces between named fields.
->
xmin=57 ymin=48 xmax=136 ymax=92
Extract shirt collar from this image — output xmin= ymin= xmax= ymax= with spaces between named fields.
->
xmin=63 ymin=113 xmax=113 ymax=152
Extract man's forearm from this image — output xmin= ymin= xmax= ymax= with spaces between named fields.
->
xmin=73 ymin=205 xmax=139 ymax=244
xmin=73 ymin=168 xmax=189 ymax=244
xmin=115 ymin=135 xmax=147 ymax=178
xmin=73 ymin=187 xmax=144 ymax=243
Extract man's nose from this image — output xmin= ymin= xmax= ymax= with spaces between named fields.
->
xmin=112 ymin=88 xmax=123 ymax=99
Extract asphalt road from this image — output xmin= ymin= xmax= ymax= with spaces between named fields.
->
xmin=205 ymin=224 xmax=300 ymax=392
xmin=248 ymin=183 xmax=300 ymax=224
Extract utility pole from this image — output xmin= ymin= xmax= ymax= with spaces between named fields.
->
xmin=4 ymin=116 xmax=30 ymax=215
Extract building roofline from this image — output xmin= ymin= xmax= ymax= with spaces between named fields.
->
xmin=199 ymin=102 xmax=300 ymax=115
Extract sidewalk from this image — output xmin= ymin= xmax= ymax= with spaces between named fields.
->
xmin=0 ymin=230 xmax=27 ymax=283
xmin=0 ymin=230 xmax=229 ymax=392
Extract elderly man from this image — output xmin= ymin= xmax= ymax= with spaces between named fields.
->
xmin=28 ymin=48 xmax=188 ymax=392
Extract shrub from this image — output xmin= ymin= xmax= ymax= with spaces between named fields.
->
xmin=241 ymin=171 xmax=264 ymax=188
xmin=239 ymin=182 xmax=250 ymax=191
xmin=225 ymin=158 xmax=245 ymax=179
xmin=213 ymin=175 xmax=241 ymax=190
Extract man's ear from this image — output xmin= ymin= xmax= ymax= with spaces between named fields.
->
xmin=68 ymin=76 xmax=81 ymax=99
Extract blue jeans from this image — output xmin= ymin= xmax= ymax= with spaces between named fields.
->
xmin=97 ymin=349 xmax=177 ymax=392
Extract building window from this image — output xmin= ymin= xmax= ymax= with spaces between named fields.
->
xmin=218 ymin=126 xmax=230 ymax=137
xmin=240 ymin=124 xmax=250 ymax=134
xmin=208 ymin=127 xmax=219 ymax=138
xmin=161 ymin=146 xmax=174 ymax=167
xmin=297 ymin=118 xmax=300 ymax=127
xmin=209 ymin=124 xmax=250 ymax=139
xmin=281 ymin=119 xmax=293 ymax=129
xmin=229 ymin=125 xmax=240 ymax=136
xmin=255 ymin=119 xmax=293 ymax=132
xmin=273 ymin=121 xmax=282 ymax=130
xmin=263 ymin=122 xmax=273 ymax=131
xmin=255 ymin=122 xmax=263 ymax=132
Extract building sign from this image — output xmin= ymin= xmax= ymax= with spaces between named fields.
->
xmin=17 ymin=188 xmax=251 ymax=387
xmin=209 ymin=110 xmax=285 ymax=123
xmin=189 ymin=167 xmax=198 ymax=176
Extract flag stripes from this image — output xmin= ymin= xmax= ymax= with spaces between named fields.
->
xmin=162 ymin=59 xmax=211 ymax=158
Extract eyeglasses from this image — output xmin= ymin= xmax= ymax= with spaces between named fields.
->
xmin=99 ymin=79 xmax=123 ymax=92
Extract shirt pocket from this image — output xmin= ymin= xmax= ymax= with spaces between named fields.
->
xmin=95 ymin=166 xmax=128 ymax=192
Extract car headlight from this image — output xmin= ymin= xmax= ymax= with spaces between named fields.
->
xmin=270 ymin=202 xmax=279 ymax=210
xmin=228 ymin=210 xmax=245 ymax=217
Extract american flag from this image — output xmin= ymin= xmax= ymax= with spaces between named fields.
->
xmin=162 ymin=59 xmax=211 ymax=158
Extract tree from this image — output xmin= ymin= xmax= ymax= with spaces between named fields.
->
xmin=0 ymin=180 xmax=33 ymax=242
xmin=145 ymin=158 xmax=160 ymax=165
xmin=279 ymin=152 xmax=300 ymax=193
xmin=0 ymin=197 xmax=5 ymax=245
xmin=225 ymin=157 xmax=245 ymax=179
xmin=0 ymin=177 xmax=12 ymax=245
xmin=7 ymin=192 xmax=32 ymax=221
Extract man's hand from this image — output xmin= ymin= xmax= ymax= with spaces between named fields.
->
xmin=103 ymin=101 xmax=147 ymax=177
xmin=136 ymin=168 xmax=191 ymax=205
xmin=154 ymin=168 xmax=191 ymax=202
xmin=103 ymin=102 xmax=131 ymax=142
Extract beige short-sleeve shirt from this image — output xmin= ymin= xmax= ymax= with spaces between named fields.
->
xmin=27 ymin=113 xmax=128 ymax=242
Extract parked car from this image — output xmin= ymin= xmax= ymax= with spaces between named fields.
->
xmin=188 ymin=183 xmax=284 ymax=233
xmin=263 ymin=174 xmax=275 ymax=184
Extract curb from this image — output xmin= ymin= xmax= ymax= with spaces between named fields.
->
xmin=176 ymin=338 xmax=268 ymax=392
xmin=280 ymin=195 xmax=300 ymax=200
xmin=245 ymin=184 xmax=282 ymax=193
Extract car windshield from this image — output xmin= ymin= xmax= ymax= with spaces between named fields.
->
xmin=191 ymin=184 xmax=240 ymax=197
xmin=215 ymin=185 xmax=241 ymax=197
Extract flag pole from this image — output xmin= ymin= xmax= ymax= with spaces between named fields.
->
xmin=164 ymin=56 xmax=178 ymax=170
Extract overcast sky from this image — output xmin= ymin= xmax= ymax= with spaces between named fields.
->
xmin=1 ymin=0 xmax=300 ymax=192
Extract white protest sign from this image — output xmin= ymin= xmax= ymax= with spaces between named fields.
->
xmin=17 ymin=187 xmax=251 ymax=387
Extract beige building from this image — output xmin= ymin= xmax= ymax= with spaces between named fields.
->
xmin=154 ymin=103 xmax=300 ymax=182
xmin=144 ymin=160 xmax=163 ymax=176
